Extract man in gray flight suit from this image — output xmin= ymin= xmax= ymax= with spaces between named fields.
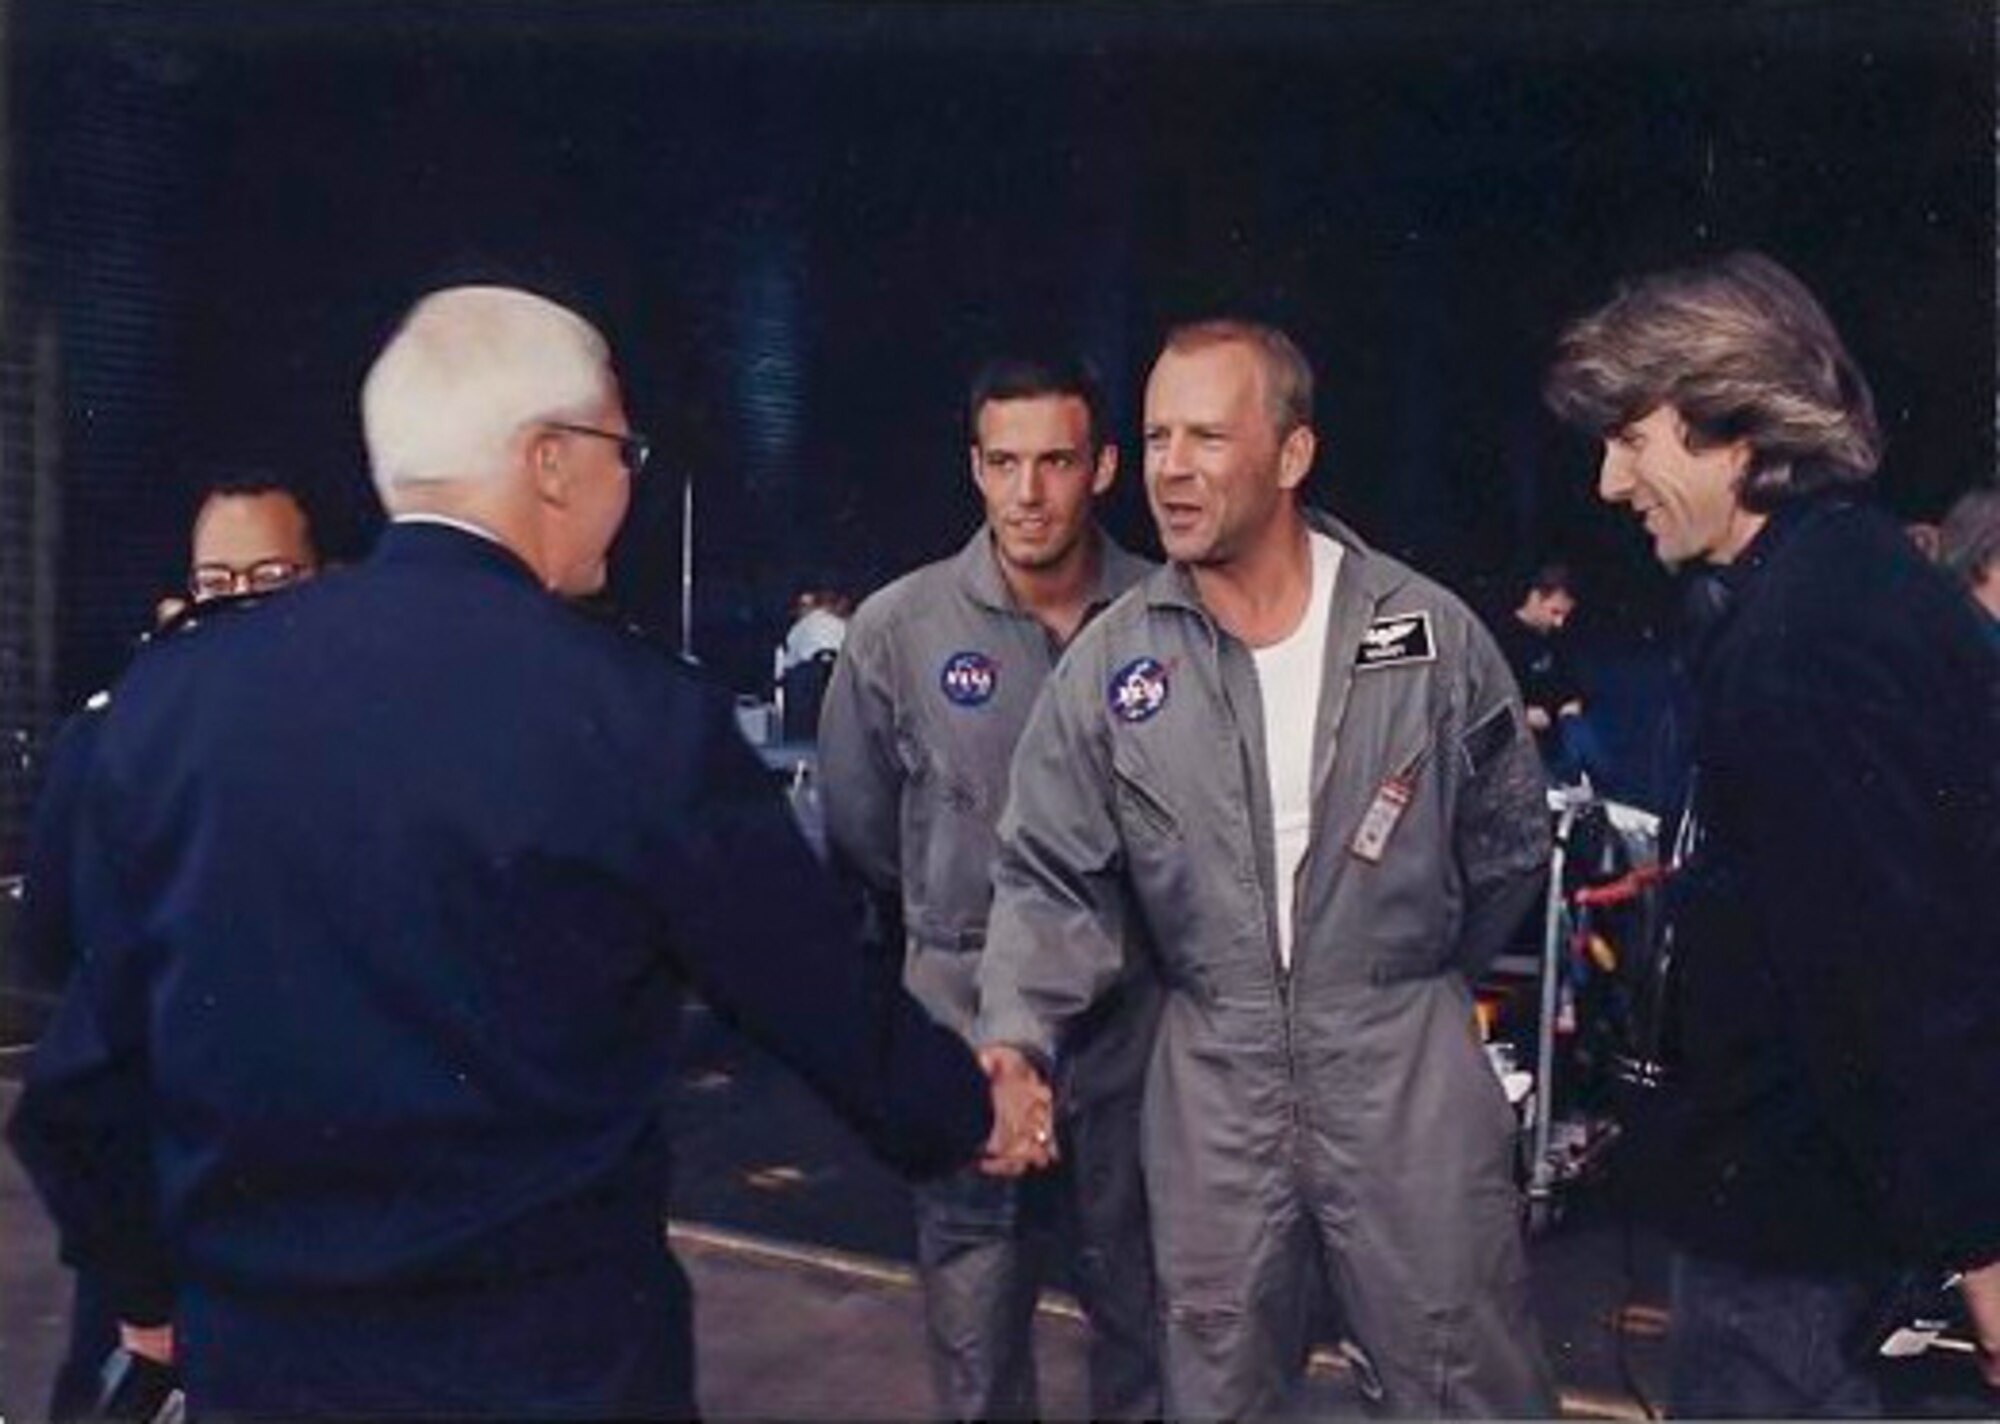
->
xmin=819 ymin=355 xmax=1163 ymax=1419
xmin=978 ymin=321 xmax=1556 ymax=1418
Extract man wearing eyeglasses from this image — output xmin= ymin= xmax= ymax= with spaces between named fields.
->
xmin=13 ymin=471 xmax=321 ymax=1420
xmin=9 ymin=285 xmax=1019 ymax=1419
xmin=185 ymin=477 xmax=320 ymax=604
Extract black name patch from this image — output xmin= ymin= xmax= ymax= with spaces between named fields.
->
xmin=1354 ymin=611 xmax=1435 ymax=669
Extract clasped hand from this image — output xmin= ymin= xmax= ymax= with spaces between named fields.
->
xmin=975 ymin=1044 xmax=1056 ymax=1177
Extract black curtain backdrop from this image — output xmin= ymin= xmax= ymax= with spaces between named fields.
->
xmin=11 ymin=0 xmax=1993 ymax=701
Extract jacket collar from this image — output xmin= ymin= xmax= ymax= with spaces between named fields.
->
xmin=1711 ymin=495 xmax=1837 ymax=603
xmin=373 ymin=518 xmax=543 ymax=589
xmin=1678 ymin=494 xmax=1861 ymax=678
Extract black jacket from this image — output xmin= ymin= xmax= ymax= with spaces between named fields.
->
xmin=1644 ymin=495 xmax=2000 ymax=1274
xmin=8 ymin=522 xmax=991 ymax=1414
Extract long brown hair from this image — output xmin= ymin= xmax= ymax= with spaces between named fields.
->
xmin=1544 ymin=252 xmax=1880 ymax=511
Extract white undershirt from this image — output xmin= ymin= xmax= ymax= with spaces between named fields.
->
xmin=1250 ymin=532 xmax=1342 ymax=970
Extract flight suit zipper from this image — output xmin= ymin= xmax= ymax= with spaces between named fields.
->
xmin=1202 ymin=606 xmax=1309 ymax=1162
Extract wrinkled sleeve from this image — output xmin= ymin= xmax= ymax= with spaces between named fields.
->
xmin=7 ymin=744 xmax=175 ymax=1325
xmin=977 ymin=659 xmax=1131 ymax=1067
xmin=1735 ymin=630 xmax=2000 ymax=1268
xmin=816 ymin=609 xmax=904 ymax=896
xmin=1451 ymin=618 xmax=1552 ymax=975
xmin=642 ymin=682 xmax=989 ymax=1180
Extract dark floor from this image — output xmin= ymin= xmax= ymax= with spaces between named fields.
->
xmin=3 ymin=996 xmax=1988 ymax=1419
xmin=0 ymin=995 xmax=1667 ymax=1422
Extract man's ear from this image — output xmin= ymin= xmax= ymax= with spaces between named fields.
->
xmin=530 ymin=430 xmax=569 ymax=505
xmin=1277 ymin=425 xmax=1316 ymax=492
xmin=1091 ymin=442 xmax=1119 ymax=497
xmin=968 ymin=444 xmax=985 ymax=491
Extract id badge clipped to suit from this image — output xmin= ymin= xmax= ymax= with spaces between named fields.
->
xmin=1351 ymin=745 xmax=1430 ymax=865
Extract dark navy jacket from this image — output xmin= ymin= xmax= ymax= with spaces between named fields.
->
xmin=8 ymin=522 xmax=990 ymax=1415
xmin=17 ymin=701 xmax=105 ymax=998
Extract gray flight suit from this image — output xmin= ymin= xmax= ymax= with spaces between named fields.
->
xmin=818 ymin=527 xmax=1164 ymax=1420
xmin=978 ymin=510 xmax=1557 ymax=1418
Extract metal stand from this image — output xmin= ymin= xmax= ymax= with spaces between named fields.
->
xmin=679 ymin=469 xmax=695 ymax=658
xmin=1527 ymin=794 xmax=1580 ymax=1231
xmin=1521 ymin=787 xmax=1662 ymax=1233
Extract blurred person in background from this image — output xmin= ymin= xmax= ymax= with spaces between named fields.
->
xmin=1938 ymin=486 xmax=2000 ymax=653
xmin=23 ymin=472 xmax=320 ymax=1419
xmin=1493 ymin=561 xmax=1608 ymax=787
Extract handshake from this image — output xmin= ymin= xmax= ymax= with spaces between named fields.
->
xmin=974 ymin=1044 xmax=1058 ymax=1177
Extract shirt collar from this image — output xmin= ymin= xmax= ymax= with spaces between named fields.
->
xmin=392 ymin=511 xmax=511 ymax=547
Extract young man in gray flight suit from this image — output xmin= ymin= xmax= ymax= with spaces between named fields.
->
xmin=818 ymin=356 xmax=1162 ymax=1419
xmin=977 ymin=321 xmax=1556 ymax=1418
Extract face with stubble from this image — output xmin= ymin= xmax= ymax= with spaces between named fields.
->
xmin=1597 ymin=405 xmax=1759 ymax=567
xmin=970 ymin=393 xmax=1115 ymax=579
xmin=1141 ymin=340 xmax=1313 ymax=569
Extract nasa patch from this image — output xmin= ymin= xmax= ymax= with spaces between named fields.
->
xmin=1354 ymin=611 xmax=1435 ymax=670
xmin=939 ymin=651 xmax=999 ymax=707
xmin=1108 ymin=656 xmax=1171 ymax=723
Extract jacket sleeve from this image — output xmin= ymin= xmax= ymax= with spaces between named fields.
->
xmin=1450 ymin=617 xmax=1552 ymax=975
xmin=643 ymin=682 xmax=990 ymax=1180
xmin=816 ymin=608 xmax=905 ymax=897
xmin=7 ymin=745 xmax=176 ymax=1326
xmin=15 ymin=710 xmax=101 ymax=993
xmin=977 ymin=658 xmax=1132 ymax=1067
xmin=1734 ymin=621 xmax=2000 ymax=1268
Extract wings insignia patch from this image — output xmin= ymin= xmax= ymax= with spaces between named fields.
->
xmin=1354 ymin=610 xmax=1435 ymax=669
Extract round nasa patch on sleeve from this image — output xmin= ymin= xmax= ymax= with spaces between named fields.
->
xmin=1108 ymin=656 xmax=1171 ymax=723
xmin=939 ymin=651 xmax=999 ymax=707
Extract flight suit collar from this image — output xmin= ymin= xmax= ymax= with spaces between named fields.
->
xmin=1141 ymin=504 xmax=1415 ymax=618
xmin=954 ymin=524 xmax=1148 ymax=622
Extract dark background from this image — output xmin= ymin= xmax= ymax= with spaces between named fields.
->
xmin=8 ymin=0 xmax=1994 ymax=712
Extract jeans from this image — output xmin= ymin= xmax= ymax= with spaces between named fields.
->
xmin=1545 ymin=711 xmax=1612 ymax=787
xmin=1668 ymin=1249 xmax=1883 ymax=1418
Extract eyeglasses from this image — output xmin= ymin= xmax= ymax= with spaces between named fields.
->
xmin=188 ymin=559 xmax=310 ymax=602
xmin=545 ymin=421 xmax=652 ymax=478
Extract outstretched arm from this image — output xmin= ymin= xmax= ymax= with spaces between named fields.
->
xmin=978 ymin=659 xmax=1133 ymax=1076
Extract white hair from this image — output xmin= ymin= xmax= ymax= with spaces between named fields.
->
xmin=361 ymin=285 xmax=612 ymax=505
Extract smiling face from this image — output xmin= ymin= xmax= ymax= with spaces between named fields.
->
xmin=1597 ymin=405 xmax=1760 ymax=567
xmin=1141 ymin=339 xmax=1313 ymax=569
xmin=970 ymin=393 xmax=1114 ymax=578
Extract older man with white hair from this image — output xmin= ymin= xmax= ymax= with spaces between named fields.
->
xmin=9 ymin=285 xmax=1019 ymax=1418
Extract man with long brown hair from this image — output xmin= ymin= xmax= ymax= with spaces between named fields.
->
xmin=1547 ymin=251 xmax=2000 ymax=1414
